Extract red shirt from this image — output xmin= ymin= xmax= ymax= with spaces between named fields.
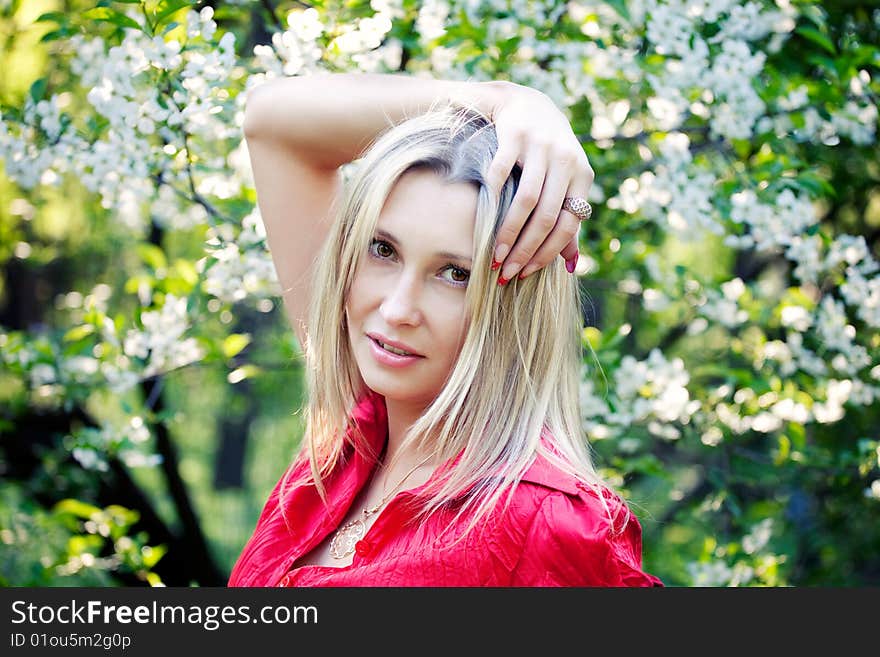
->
xmin=228 ymin=389 xmax=663 ymax=587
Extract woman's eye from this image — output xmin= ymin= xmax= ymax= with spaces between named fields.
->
xmin=370 ymin=240 xmax=469 ymax=287
xmin=373 ymin=240 xmax=394 ymax=258
xmin=446 ymin=267 xmax=470 ymax=286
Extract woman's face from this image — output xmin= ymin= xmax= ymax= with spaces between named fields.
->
xmin=345 ymin=168 xmax=478 ymax=407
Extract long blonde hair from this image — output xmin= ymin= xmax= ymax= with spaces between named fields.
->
xmin=283 ymin=97 xmax=627 ymax=538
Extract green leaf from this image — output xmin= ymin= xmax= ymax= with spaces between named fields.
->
xmin=124 ymin=274 xmax=153 ymax=295
xmin=83 ymin=7 xmax=143 ymax=32
xmin=62 ymin=324 xmax=95 ymax=342
xmin=155 ymin=0 xmax=190 ymax=26
xmin=105 ymin=505 xmax=139 ymax=528
xmin=28 ymin=78 xmax=47 ymax=104
xmin=796 ymin=26 xmax=836 ymax=56
xmin=797 ymin=172 xmax=837 ymax=199
xmin=222 ymin=333 xmax=251 ymax=359
xmin=145 ymin=572 xmax=164 ymax=586
xmin=35 ymin=11 xmax=67 ymax=23
xmin=141 ymin=544 xmax=167 ymax=569
xmin=799 ymin=4 xmax=828 ymax=31
xmin=170 ymin=258 xmax=198 ymax=285
xmin=136 ymin=243 xmax=167 ymax=272
xmin=227 ymin=364 xmax=262 ymax=383
xmin=774 ymin=435 xmax=791 ymax=466
xmin=54 ymin=499 xmax=102 ymax=519
xmin=40 ymin=29 xmax=71 ymax=43
xmin=604 ymin=0 xmax=630 ymax=23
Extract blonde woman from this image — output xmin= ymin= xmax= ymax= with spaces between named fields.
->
xmin=228 ymin=72 xmax=662 ymax=587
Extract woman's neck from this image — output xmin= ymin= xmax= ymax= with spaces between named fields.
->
xmin=383 ymin=398 xmax=439 ymax=471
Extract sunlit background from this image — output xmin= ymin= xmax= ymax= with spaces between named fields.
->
xmin=1 ymin=0 xmax=878 ymax=586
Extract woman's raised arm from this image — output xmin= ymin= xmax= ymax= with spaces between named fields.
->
xmin=241 ymin=72 xmax=590 ymax=346
xmin=243 ymin=72 xmax=508 ymax=170
xmin=241 ymin=73 xmax=507 ymax=348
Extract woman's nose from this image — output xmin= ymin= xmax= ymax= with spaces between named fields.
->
xmin=379 ymin=274 xmax=422 ymax=325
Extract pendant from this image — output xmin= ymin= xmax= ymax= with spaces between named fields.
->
xmin=329 ymin=515 xmax=366 ymax=559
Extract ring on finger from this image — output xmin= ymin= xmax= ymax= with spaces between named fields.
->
xmin=562 ymin=196 xmax=592 ymax=221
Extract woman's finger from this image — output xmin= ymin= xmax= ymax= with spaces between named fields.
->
xmin=487 ymin=133 xmax=525 ymax=264
xmin=499 ymin=150 xmax=571 ymax=283
xmin=487 ymin=130 xmax=521 ymax=200
xmin=492 ymin=143 xmax=547 ymax=268
xmin=517 ymin=212 xmax=580 ymax=279
xmin=518 ymin=155 xmax=593 ymax=279
xmin=560 ymin=235 xmax=579 ymax=266
xmin=494 ymin=145 xmax=550 ymax=280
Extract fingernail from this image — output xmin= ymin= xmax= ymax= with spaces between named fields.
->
xmin=491 ymin=259 xmax=502 ymax=270
xmin=494 ymin=244 xmax=509 ymax=264
xmin=566 ymin=255 xmax=578 ymax=274
xmin=519 ymin=265 xmax=536 ymax=280
xmin=500 ymin=263 xmax=520 ymax=283
xmin=497 ymin=275 xmax=510 ymax=286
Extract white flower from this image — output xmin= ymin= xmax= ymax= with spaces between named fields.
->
xmin=687 ymin=559 xmax=733 ymax=587
xmin=101 ymin=360 xmax=141 ymax=395
xmin=416 ymin=0 xmax=451 ymax=42
xmin=785 ymin=235 xmax=824 ymax=284
xmin=780 ymin=305 xmax=812 ymax=332
xmin=840 ymin=267 xmax=880 ymax=329
xmin=29 ymin=363 xmax=56 ymax=387
xmin=73 ymin=447 xmax=109 ymax=472
xmin=812 ymin=379 xmax=853 ymax=424
xmin=750 ymin=412 xmax=782 ymax=433
xmin=731 ymin=189 xmax=818 ymax=256
xmin=62 ymin=355 xmax=100 ymax=383
xmin=700 ymin=279 xmax=749 ymax=328
xmin=742 ymin=518 xmax=774 ymax=554
xmin=579 ymin=375 xmax=611 ymax=421
xmin=831 ymin=101 xmax=877 ymax=145
xmin=187 ymin=7 xmax=217 ymax=41
xmin=770 ymin=398 xmax=810 ymax=424
xmin=643 ymin=288 xmax=671 ymax=312
xmin=614 ymin=348 xmax=699 ymax=424
xmin=815 ymin=296 xmax=856 ymax=354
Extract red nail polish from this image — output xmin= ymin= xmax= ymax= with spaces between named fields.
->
xmin=566 ymin=255 xmax=578 ymax=273
xmin=497 ymin=275 xmax=509 ymax=286
xmin=491 ymin=259 xmax=502 ymax=270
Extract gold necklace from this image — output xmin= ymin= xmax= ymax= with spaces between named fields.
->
xmin=329 ymin=454 xmax=433 ymax=560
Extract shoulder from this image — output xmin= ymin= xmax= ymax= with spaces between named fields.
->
xmin=513 ymin=455 xmax=631 ymax=542
xmin=506 ymin=455 xmax=663 ymax=587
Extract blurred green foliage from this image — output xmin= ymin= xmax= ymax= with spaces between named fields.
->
xmin=0 ymin=0 xmax=878 ymax=587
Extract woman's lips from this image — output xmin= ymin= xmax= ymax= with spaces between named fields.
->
xmin=368 ymin=336 xmax=424 ymax=367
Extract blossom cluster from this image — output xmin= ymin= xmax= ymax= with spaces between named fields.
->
xmin=580 ymin=347 xmax=701 ymax=445
xmin=198 ymin=209 xmax=281 ymax=303
xmin=609 ymin=132 xmax=721 ymax=237
xmin=0 ymin=7 xmax=239 ymax=232
xmin=69 ymin=415 xmax=162 ymax=472
xmin=121 ymin=293 xmax=205 ymax=379
xmin=0 ymin=0 xmax=877 ymax=587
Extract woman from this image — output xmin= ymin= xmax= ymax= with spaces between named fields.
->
xmin=228 ymin=72 xmax=662 ymax=587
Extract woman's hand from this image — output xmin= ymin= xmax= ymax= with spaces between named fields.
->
xmin=485 ymin=81 xmax=594 ymax=284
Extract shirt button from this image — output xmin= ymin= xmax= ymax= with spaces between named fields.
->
xmin=354 ymin=540 xmax=372 ymax=557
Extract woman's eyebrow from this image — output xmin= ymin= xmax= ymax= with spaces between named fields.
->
xmin=375 ymin=229 xmax=472 ymax=265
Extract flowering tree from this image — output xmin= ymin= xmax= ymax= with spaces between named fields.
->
xmin=1 ymin=0 xmax=877 ymax=586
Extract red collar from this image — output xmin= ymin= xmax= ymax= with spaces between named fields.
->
xmin=352 ymin=389 xmax=581 ymax=497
